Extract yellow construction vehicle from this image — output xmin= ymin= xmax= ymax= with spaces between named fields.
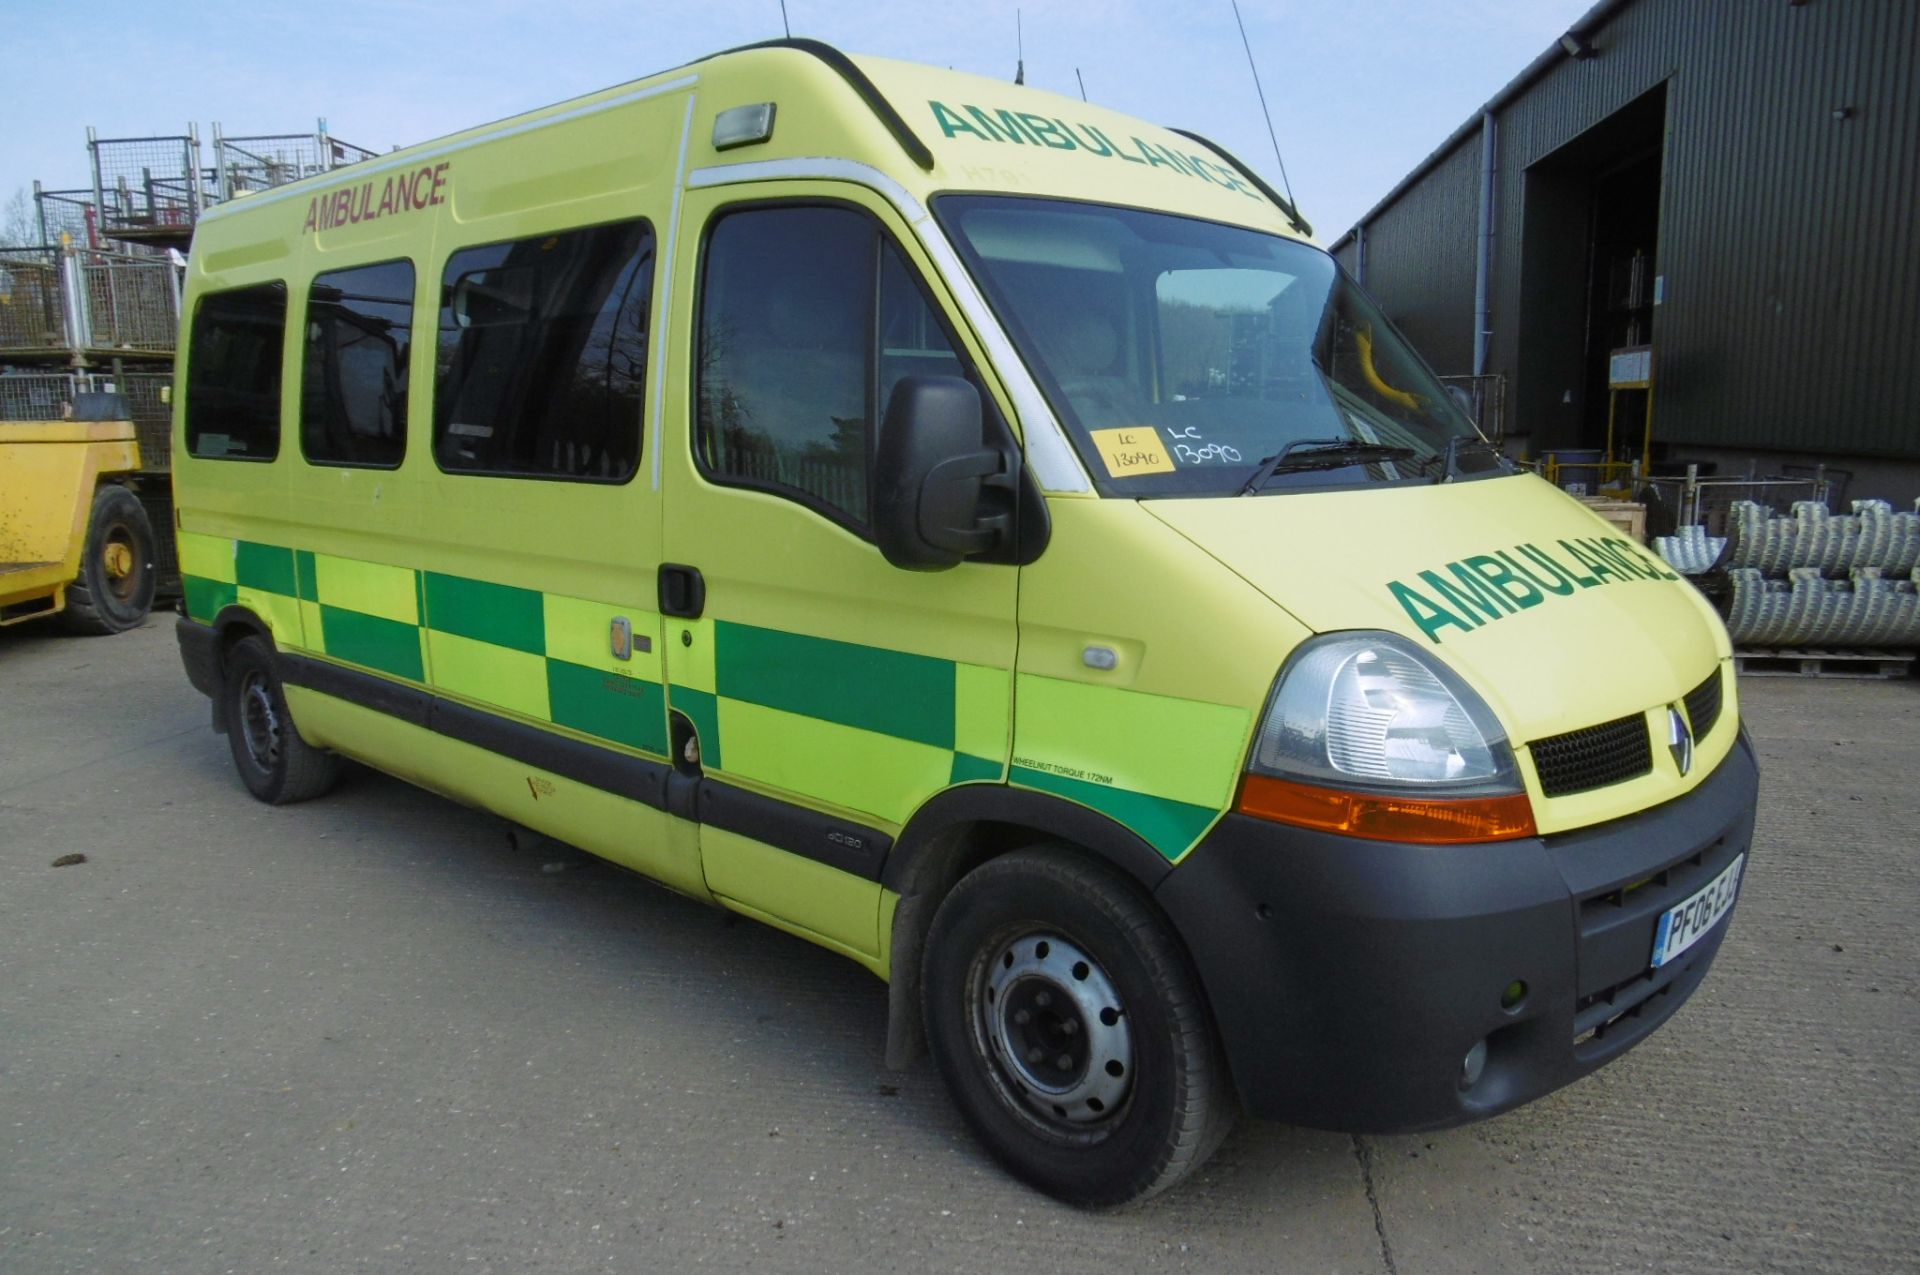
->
xmin=0 ymin=392 xmax=158 ymax=633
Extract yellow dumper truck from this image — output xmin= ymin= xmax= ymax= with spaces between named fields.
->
xmin=0 ymin=392 xmax=158 ymax=633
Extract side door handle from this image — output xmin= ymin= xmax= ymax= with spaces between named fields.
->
xmin=658 ymin=563 xmax=706 ymax=619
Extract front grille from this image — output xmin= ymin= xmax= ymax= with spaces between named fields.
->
xmin=1684 ymin=667 xmax=1723 ymax=740
xmin=1530 ymin=714 xmax=1652 ymax=798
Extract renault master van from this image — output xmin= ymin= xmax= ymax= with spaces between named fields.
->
xmin=172 ymin=40 xmax=1758 ymax=1206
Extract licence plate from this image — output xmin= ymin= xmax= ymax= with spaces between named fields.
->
xmin=1650 ymin=853 xmax=1744 ymax=968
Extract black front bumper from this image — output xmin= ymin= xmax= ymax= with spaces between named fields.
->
xmin=1156 ymin=733 xmax=1760 ymax=1133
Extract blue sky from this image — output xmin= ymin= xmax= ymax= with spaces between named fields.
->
xmin=2 ymin=0 xmax=1595 ymax=242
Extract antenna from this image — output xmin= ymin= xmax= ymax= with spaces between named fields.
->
xmin=1015 ymin=10 xmax=1025 ymax=85
xmin=1075 ymin=67 xmax=1088 ymax=101
xmin=1231 ymin=0 xmax=1300 ymax=214
xmin=779 ymin=0 xmax=790 ymax=38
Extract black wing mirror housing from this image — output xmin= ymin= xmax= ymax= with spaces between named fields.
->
xmin=874 ymin=375 xmax=1016 ymax=570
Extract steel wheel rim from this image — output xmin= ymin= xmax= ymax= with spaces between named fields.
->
xmin=239 ymin=671 xmax=282 ymax=772
xmin=970 ymin=930 xmax=1133 ymax=1129
xmin=101 ymin=523 xmax=145 ymax=604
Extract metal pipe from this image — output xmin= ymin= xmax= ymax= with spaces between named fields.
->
xmin=59 ymin=242 xmax=90 ymax=359
xmin=1473 ymin=111 xmax=1496 ymax=376
xmin=87 ymin=126 xmax=104 ymax=242
xmin=187 ymin=122 xmax=203 ymax=220
xmin=1355 ymin=222 xmax=1368 ymax=285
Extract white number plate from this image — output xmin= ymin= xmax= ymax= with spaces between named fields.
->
xmin=1650 ymin=853 xmax=1744 ymax=969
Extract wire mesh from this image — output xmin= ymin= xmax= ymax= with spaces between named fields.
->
xmin=34 ymin=188 xmax=98 ymax=249
xmin=215 ymin=131 xmax=378 ymax=197
xmin=91 ymin=134 xmax=207 ymax=238
xmin=0 ymin=250 xmax=70 ymax=350
xmin=1637 ymin=475 xmax=1827 ymax=537
xmin=0 ymin=372 xmax=84 ymax=420
xmin=77 ymin=252 xmax=180 ymax=350
xmin=0 ymin=369 xmax=173 ymax=472
xmin=114 ymin=369 xmax=174 ymax=469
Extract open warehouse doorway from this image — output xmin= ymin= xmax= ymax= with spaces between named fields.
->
xmin=1516 ymin=82 xmax=1668 ymax=460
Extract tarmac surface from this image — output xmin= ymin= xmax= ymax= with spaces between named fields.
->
xmin=1 ymin=616 xmax=1915 ymax=1274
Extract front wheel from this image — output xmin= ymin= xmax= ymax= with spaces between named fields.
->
xmin=223 ymin=636 xmax=341 ymax=804
xmin=921 ymin=847 xmax=1236 ymax=1208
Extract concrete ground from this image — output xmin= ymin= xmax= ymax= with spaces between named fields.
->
xmin=1 ymin=617 xmax=1914 ymax=1274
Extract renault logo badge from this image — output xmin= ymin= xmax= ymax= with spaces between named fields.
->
xmin=1667 ymin=706 xmax=1694 ymax=776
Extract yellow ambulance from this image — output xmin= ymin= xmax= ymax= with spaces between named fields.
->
xmin=171 ymin=40 xmax=1757 ymax=1206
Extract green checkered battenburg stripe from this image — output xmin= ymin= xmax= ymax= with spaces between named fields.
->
xmin=179 ymin=532 xmax=668 ymax=757
xmin=177 ymin=533 xmax=1246 ymax=859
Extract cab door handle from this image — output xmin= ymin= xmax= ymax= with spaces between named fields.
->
xmin=658 ymin=563 xmax=706 ymax=619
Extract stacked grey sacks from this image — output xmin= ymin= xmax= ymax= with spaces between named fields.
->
xmin=1723 ymin=499 xmax=1920 ymax=647
xmin=1652 ymin=524 xmax=1727 ymax=576
xmin=1724 ymin=499 xmax=1920 ymax=576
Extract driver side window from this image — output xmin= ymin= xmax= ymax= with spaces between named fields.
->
xmin=696 ymin=204 xmax=964 ymax=531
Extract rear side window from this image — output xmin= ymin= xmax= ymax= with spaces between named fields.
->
xmin=302 ymin=260 xmax=414 ymax=468
xmin=186 ymin=282 xmax=287 ymax=461
xmin=696 ymin=205 xmax=965 ymax=530
xmin=433 ymin=219 xmax=653 ymax=482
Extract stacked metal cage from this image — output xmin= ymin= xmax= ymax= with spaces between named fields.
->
xmin=212 ymin=125 xmax=378 ymax=200
xmin=0 ymin=244 xmax=183 ymax=359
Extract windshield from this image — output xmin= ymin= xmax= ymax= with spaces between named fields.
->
xmin=936 ymin=195 xmax=1503 ymax=496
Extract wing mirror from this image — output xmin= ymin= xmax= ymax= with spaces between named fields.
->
xmin=873 ymin=375 xmax=1016 ymax=570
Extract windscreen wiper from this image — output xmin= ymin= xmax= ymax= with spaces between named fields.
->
xmin=1428 ymin=435 xmax=1512 ymax=483
xmin=1239 ymin=438 xmax=1418 ymax=495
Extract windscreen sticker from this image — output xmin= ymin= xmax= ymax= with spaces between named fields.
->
xmin=1089 ymin=427 xmax=1176 ymax=478
xmin=1388 ymin=538 xmax=1682 ymax=644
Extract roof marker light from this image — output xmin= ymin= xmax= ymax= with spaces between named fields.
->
xmin=713 ymin=103 xmax=776 ymax=151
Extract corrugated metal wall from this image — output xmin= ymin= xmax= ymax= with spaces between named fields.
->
xmin=1353 ymin=137 xmax=1481 ymax=375
xmin=1339 ymin=0 xmax=1919 ymax=460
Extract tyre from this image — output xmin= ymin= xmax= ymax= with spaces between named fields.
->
xmin=921 ymin=847 xmax=1236 ymax=1208
xmin=62 ymin=484 xmax=156 ymax=635
xmin=223 ymin=635 xmax=341 ymax=804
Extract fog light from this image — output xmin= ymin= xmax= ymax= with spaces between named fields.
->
xmin=1460 ymin=1038 xmax=1489 ymax=1090
xmin=1501 ymin=980 xmax=1528 ymax=1010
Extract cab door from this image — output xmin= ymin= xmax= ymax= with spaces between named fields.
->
xmin=658 ymin=182 xmax=1018 ymax=960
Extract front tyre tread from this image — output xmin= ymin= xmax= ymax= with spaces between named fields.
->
xmin=223 ymin=635 xmax=340 ymax=805
xmin=922 ymin=847 xmax=1236 ymax=1208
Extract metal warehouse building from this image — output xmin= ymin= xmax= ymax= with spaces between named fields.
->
xmin=1330 ymin=0 xmax=1919 ymax=504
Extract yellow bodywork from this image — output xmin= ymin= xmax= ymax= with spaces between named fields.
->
xmin=171 ymin=45 xmax=1742 ymax=983
xmin=0 ymin=420 xmax=141 ymax=623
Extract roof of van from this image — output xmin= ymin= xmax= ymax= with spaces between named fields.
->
xmin=191 ymin=40 xmax=1309 ymax=256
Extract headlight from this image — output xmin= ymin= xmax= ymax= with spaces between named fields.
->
xmin=1253 ymin=632 xmax=1519 ymax=792
xmin=1240 ymin=632 xmax=1535 ymax=843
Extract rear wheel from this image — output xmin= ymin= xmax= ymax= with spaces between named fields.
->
xmin=922 ymin=847 xmax=1236 ymax=1208
xmin=62 ymin=484 xmax=155 ymax=635
xmin=223 ymin=636 xmax=340 ymax=804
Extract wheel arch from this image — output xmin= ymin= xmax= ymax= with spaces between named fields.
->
xmin=879 ymin=783 xmax=1178 ymax=1070
xmin=200 ymin=604 xmax=278 ymax=730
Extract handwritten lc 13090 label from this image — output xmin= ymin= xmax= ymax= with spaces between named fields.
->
xmin=1089 ymin=427 xmax=1176 ymax=477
